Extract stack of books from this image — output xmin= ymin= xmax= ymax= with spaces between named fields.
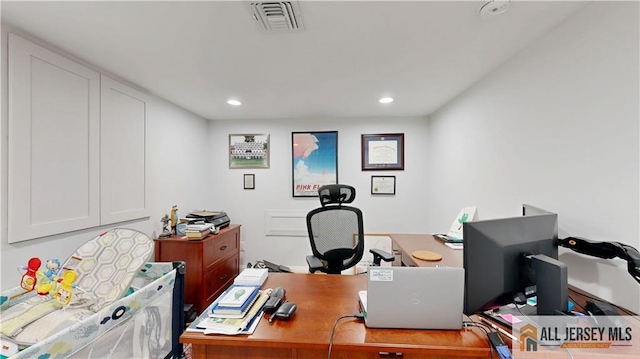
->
xmin=186 ymin=284 xmax=269 ymax=335
xmin=184 ymin=223 xmax=214 ymax=240
xmin=211 ymin=285 xmax=261 ymax=317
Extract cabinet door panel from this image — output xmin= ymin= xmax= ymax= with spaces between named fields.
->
xmin=8 ymin=33 xmax=100 ymax=242
xmin=100 ymin=75 xmax=149 ymax=224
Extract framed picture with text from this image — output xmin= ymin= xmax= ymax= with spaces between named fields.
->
xmin=292 ymin=131 xmax=338 ymax=197
xmin=371 ymin=176 xmax=396 ymax=195
xmin=361 ymin=133 xmax=404 ymax=171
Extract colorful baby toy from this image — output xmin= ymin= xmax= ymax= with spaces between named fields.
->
xmin=19 ymin=257 xmax=41 ymax=291
xmin=36 ymin=259 xmax=62 ymax=296
xmin=55 ymin=270 xmax=77 ymax=305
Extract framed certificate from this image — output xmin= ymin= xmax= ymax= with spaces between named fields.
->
xmin=361 ymin=133 xmax=404 ymax=170
xmin=371 ymin=176 xmax=396 ymax=195
xmin=243 ymin=174 xmax=255 ymax=189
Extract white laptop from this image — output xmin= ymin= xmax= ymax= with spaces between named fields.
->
xmin=359 ymin=266 xmax=464 ymax=330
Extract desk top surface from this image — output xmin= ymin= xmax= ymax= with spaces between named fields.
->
xmin=390 ymin=233 xmax=464 ymax=267
xmin=180 ymin=273 xmax=491 ymax=354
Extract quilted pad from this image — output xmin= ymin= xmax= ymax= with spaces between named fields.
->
xmin=69 ymin=229 xmax=154 ymax=310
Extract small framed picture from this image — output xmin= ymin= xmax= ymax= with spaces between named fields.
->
xmin=244 ymin=174 xmax=255 ymax=190
xmin=371 ymin=176 xmax=396 ymax=195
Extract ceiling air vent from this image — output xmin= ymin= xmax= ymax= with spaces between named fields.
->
xmin=248 ymin=1 xmax=304 ymax=32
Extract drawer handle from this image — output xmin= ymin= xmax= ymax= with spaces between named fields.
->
xmin=220 ymin=245 xmax=227 ymax=251
xmin=219 ymin=274 xmax=228 ymax=281
xmin=378 ymin=353 xmax=403 ymax=358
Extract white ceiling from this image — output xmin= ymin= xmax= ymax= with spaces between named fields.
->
xmin=1 ymin=1 xmax=588 ymax=121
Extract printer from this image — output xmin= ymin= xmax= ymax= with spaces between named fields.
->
xmin=185 ymin=211 xmax=230 ymax=229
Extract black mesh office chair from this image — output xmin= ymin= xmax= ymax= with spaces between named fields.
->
xmin=306 ymin=184 xmax=394 ymax=274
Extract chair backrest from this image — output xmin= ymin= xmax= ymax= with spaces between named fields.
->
xmin=307 ymin=185 xmax=364 ymax=274
xmin=318 ymin=184 xmax=356 ymax=207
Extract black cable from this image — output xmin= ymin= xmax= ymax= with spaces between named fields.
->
xmin=462 ymin=319 xmax=494 ymax=359
xmin=512 ymin=294 xmax=527 ymax=318
xmin=463 ymin=320 xmax=494 ymax=333
xmin=464 ymin=314 xmax=495 ymax=332
xmin=328 ymin=314 xmax=362 ymax=359
xmin=464 ymin=315 xmax=496 ymax=359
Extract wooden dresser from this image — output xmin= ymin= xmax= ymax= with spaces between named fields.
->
xmin=154 ymin=224 xmax=240 ymax=313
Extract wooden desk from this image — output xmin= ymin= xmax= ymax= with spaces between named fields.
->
xmin=389 ymin=233 xmax=637 ymax=316
xmin=390 ymin=233 xmax=462 ymax=267
xmin=388 ymin=234 xmax=640 ymax=358
xmin=180 ymin=273 xmax=492 ymax=359
xmin=181 ymin=234 xmax=638 ymax=358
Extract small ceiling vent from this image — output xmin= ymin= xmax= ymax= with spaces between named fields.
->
xmin=248 ymin=1 xmax=304 ymax=32
xmin=479 ymin=0 xmax=510 ymax=19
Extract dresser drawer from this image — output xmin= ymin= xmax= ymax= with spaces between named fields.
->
xmin=203 ymin=229 xmax=238 ymax=267
xmin=204 ymin=253 xmax=239 ymax=307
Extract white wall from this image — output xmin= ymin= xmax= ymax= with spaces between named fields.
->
xmin=0 ymin=25 xmax=213 ymax=290
xmin=207 ymin=117 xmax=429 ymax=270
xmin=426 ymin=2 xmax=639 ymax=312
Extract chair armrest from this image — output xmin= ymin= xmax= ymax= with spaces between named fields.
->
xmin=370 ymin=249 xmax=395 ymax=266
xmin=306 ymin=255 xmax=324 ymax=273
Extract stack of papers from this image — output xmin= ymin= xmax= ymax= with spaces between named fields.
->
xmin=186 ymin=287 xmax=269 ymax=335
xmin=234 ymin=268 xmax=268 ymax=286
xmin=186 ymin=223 xmax=214 ymax=231
xmin=358 ymin=290 xmax=368 ymax=312
xmin=435 ymin=234 xmax=463 ymax=243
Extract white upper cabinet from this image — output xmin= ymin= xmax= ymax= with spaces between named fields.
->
xmin=100 ymin=75 xmax=149 ymax=224
xmin=8 ymin=33 xmax=100 ymax=242
xmin=7 ymin=34 xmax=149 ymax=242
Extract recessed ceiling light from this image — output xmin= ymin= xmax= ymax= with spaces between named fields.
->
xmin=379 ymin=97 xmax=394 ymax=104
xmin=227 ymin=99 xmax=242 ymax=106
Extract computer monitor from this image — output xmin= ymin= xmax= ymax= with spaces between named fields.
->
xmin=463 ymin=213 xmax=568 ymax=316
xmin=522 ymin=203 xmax=553 ymax=217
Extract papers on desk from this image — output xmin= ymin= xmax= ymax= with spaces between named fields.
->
xmin=186 ymin=311 xmax=264 ymax=335
xmin=185 ymin=223 xmax=214 ymax=231
xmin=186 ymin=290 xmax=269 ymax=335
xmin=444 ymin=242 xmax=463 ymax=250
xmin=358 ymin=290 xmax=368 ymax=312
xmin=234 ymin=268 xmax=268 ymax=286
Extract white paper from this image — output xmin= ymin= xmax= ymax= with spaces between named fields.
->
xmin=234 ymin=268 xmax=268 ymax=286
xmin=369 ymin=268 xmax=393 ymax=281
xmin=368 ymin=140 xmax=398 ymax=164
